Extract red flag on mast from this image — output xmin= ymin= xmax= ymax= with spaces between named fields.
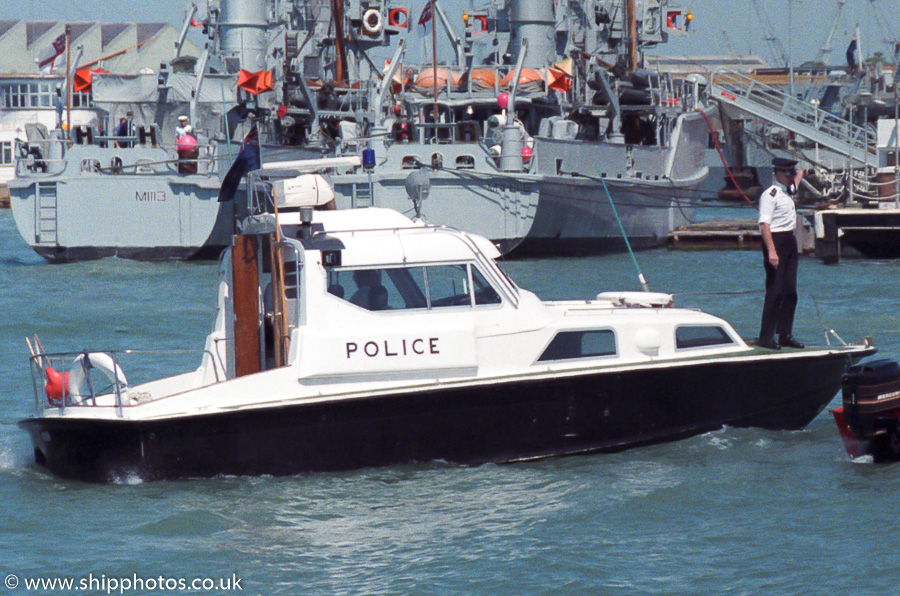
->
xmin=417 ymin=0 xmax=434 ymax=32
xmin=36 ymin=33 xmax=66 ymax=74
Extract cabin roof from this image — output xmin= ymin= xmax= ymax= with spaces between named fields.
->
xmin=280 ymin=207 xmax=502 ymax=266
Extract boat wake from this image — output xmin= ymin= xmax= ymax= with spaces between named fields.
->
xmin=110 ymin=471 xmax=145 ymax=485
xmin=0 ymin=256 xmax=45 ymax=267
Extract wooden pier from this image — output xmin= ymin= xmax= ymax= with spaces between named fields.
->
xmin=667 ymin=218 xmax=760 ymax=250
xmin=814 ymin=207 xmax=900 ymax=263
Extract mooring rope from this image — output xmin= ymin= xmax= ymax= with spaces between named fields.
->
xmin=597 ymin=174 xmax=650 ymax=292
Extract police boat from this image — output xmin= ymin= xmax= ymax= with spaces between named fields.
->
xmin=20 ymin=175 xmax=876 ymax=482
xmin=832 ymin=359 xmax=900 ymax=461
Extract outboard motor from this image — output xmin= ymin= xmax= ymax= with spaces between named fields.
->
xmin=833 ymin=358 xmax=900 ymax=461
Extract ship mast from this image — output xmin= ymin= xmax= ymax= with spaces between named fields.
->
xmin=626 ymin=0 xmax=637 ymax=72
xmin=331 ymin=0 xmax=348 ymax=82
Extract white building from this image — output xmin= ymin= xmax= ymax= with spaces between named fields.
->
xmin=0 ymin=20 xmax=201 ymax=198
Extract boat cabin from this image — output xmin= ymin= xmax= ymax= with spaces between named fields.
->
xmin=201 ymin=175 xmax=750 ymax=392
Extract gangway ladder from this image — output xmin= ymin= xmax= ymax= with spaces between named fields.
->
xmin=35 ymin=182 xmax=58 ymax=245
xmin=352 ymin=177 xmax=374 ymax=208
xmin=708 ymin=68 xmax=875 ymax=168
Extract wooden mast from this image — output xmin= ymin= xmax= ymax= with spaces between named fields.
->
xmin=332 ymin=0 xmax=348 ymax=82
xmin=625 ymin=0 xmax=637 ymax=72
xmin=231 ymin=234 xmax=262 ymax=377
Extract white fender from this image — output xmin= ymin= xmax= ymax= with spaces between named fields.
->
xmin=68 ymin=352 xmax=129 ymax=404
xmin=362 ymin=9 xmax=383 ymax=35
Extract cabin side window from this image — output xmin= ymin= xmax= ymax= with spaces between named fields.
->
xmin=426 ymin=265 xmax=472 ymax=307
xmin=675 ymin=325 xmax=736 ymax=350
xmin=325 ymin=263 xmax=502 ymax=311
xmin=537 ymin=330 xmax=617 ymax=362
xmin=472 ymin=266 xmax=501 ymax=305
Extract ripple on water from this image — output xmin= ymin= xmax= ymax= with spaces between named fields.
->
xmin=136 ymin=509 xmax=239 ymax=537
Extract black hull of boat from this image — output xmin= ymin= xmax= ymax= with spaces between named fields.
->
xmin=33 ymin=244 xmax=228 ymax=263
xmin=20 ymin=349 xmax=864 ymax=482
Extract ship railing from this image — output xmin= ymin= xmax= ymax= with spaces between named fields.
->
xmin=14 ymin=138 xmax=218 ymax=177
xmin=414 ymin=121 xmax=459 ymax=144
xmin=28 ymin=348 xmax=225 ymax=418
xmin=395 ymin=64 xmax=516 ymax=99
xmin=709 ymin=68 xmax=875 ymax=167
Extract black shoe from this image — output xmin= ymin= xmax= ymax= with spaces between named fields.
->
xmin=779 ymin=336 xmax=804 ymax=349
xmin=757 ymin=337 xmax=780 ymax=350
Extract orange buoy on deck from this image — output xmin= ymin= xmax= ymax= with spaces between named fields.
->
xmin=45 ymin=367 xmax=69 ymax=403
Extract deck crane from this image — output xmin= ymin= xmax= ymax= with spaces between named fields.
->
xmin=751 ymin=0 xmax=787 ymax=67
xmin=815 ymin=0 xmax=846 ymax=64
xmin=865 ymin=0 xmax=898 ymax=56
xmin=721 ymin=30 xmax=739 ymax=58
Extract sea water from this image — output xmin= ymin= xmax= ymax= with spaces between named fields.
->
xmin=2 ymin=208 xmax=900 ymax=595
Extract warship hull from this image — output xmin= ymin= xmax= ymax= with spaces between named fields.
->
xmin=8 ymin=145 xmax=232 ymax=263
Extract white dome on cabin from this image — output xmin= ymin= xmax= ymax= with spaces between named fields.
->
xmin=275 ymin=174 xmax=334 ymax=208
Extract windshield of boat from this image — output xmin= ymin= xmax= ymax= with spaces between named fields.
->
xmin=325 ymin=263 xmax=501 ymax=311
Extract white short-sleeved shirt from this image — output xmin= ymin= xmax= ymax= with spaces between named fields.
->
xmin=758 ymin=181 xmax=796 ymax=232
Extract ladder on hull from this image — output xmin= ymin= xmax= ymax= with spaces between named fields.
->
xmin=35 ymin=182 xmax=58 ymax=245
xmin=708 ymin=68 xmax=874 ymax=168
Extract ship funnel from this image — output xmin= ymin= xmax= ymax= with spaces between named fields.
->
xmin=219 ymin=0 xmax=268 ymax=72
xmin=507 ymin=0 xmax=556 ymax=69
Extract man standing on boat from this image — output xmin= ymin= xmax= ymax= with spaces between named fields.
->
xmin=175 ymin=115 xmax=198 ymax=175
xmin=114 ymin=111 xmax=135 ymax=148
xmin=175 ymin=115 xmax=193 ymax=139
xmin=758 ymin=157 xmax=805 ymax=350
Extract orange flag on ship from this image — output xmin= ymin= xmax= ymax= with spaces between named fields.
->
xmin=72 ymin=68 xmax=108 ymax=93
xmin=237 ymin=69 xmax=274 ymax=95
xmin=547 ymin=58 xmax=573 ymax=92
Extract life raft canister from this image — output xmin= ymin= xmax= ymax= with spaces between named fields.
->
xmin=388 ymin=7 xmax=408 ymax=28
xmin=362 ymin=9 xmax=383 ymax=35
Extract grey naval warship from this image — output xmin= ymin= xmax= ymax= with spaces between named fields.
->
xmin=9 ymin=0 xmax=389 ymax=261
xmin=10 ymin=0 xmax=709 ymax=261
xmin=327 ymin=0 xmax=710 ymax=256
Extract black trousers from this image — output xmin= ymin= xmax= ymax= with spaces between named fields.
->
xmin=759 ymin=231 xmax=799 ymax=340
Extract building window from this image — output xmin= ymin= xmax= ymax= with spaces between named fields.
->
xmin=0 ymin=142 xmax=13 ymax=165
xmin=72 ymin=90 xmax=93 ymax=108
xmin=0 ymin=81 xmax=90 ymax=110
